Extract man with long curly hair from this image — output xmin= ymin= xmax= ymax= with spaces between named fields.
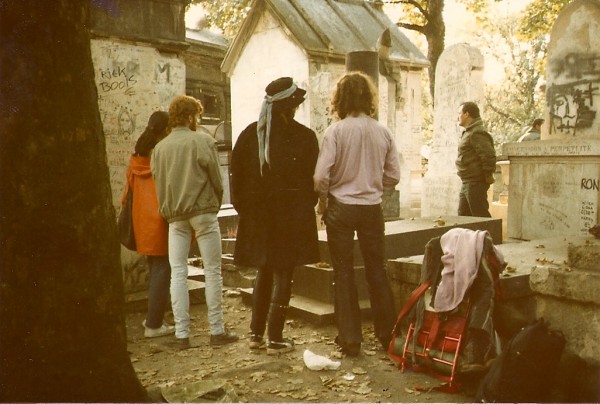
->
xmin=152 ymin=95 xmax=238 ymax=349
xmin=314 ymin=72 xmax=400 ymax=356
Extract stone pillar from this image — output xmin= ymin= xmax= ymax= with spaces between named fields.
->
xmin=346 ymin=50 xmax=379 ymax=88
xmin=506 ymin=0 xmax=600 ymax=239
xmin=421 ymin=43 xmax=484 ymax=217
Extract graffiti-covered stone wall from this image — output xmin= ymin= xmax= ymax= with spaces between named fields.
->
xmin=91 ymin=39 xmax=185 ymax=208
xmin=506 ymin=0 xmax=600 ymax=240
xmin=544 ymin=0 xmax=600 ymax=139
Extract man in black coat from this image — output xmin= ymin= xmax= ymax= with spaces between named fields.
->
xmin=230 ymin=77 xmax=320 ymax=354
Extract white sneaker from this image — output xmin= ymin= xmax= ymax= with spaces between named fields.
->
xmin=143 ymin=320 xmax=175 ymax=338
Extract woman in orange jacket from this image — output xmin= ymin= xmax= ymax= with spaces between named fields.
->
xmin=122 ymin=111 xmax=173 ymax=338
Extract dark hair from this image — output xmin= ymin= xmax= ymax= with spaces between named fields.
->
xmin=331 ymin=72 xmax=377 ymax=119
xmin=134 ymin=111 xmax=169 ymax=156
xmin=460 ymin=101 xmax=480 ymax=119
xmin=532 ymin=118 xmax=544 ymax=127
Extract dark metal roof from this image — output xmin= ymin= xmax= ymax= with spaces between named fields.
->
xmin=186 ymin=28 xmax=228 ymax=51
xmin=222 ymin=0 xmax=429 ymax=74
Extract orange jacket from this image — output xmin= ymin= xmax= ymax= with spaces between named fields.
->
xmin=122 ymin=154 xmax=168 ymax=256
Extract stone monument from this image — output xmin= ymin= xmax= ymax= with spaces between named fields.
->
xmin=421 ymin=43 xmax=485 ymax=217
xmin=505 ymin=0 xmax=600 ymax=239
xmin=507 ymin=0 xmax=600 ymax=381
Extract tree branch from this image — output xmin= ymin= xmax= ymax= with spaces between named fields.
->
xmin=397 ymin=22 xmax=426 ymax=34
xmin=383 ymin=0 xmax=430 ymax=20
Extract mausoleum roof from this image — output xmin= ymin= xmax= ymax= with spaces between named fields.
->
xmin=222 ymin=0 xmax=429 ymax=74
xmin=186 ymin=28 xmax=228 ymax=51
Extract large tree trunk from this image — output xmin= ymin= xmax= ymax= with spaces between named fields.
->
xmin=424 ymin=0 xmax=445 ymax=103
xmin=0 ymin=1 xmax=147 ymax=401
xmin=396 ymin=0 xmax=446 ymax=103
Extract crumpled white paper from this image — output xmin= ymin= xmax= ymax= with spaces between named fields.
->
xmin=303 ymin=349 xmax=341 ymax=371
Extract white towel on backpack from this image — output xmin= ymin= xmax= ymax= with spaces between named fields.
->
xmin=433 ymin=228 xmax=487 ymax=312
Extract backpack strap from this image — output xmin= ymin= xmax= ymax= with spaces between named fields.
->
xmin=390 ymin=279 xmax=431 ymax=336
xmin=388 ymin=279 xmax=432 ymax=362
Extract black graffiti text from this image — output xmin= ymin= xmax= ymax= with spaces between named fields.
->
xmin=581 ymin=178 xmax=600 ymax=191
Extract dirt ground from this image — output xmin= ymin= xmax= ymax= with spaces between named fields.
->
xmin=126 ymin=292 xmax=480 ymax=403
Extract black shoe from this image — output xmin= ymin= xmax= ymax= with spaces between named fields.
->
xmin=267 ymin=339 xmax=294 ymax=355
xmin=335 ymin=336 xmax=361 ymax=357
xmin=249 ymin=334 xmax=266 ymax=350
xmin=210 ymin=329 xmax=239 ymax=346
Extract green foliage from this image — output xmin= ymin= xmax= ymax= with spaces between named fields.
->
xmin=189 ymin=0 xmax=251 ymax=39
xmin=518 ymin=0 xmax=572 ymax=40
xmin=473 ymin=21 xmax=545 ymax=151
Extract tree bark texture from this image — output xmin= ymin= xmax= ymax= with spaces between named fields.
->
xmin=0 ymin=1 xmax=147 ymax=401
xmin=424 ymin=0 xmax=445 ymax=102
xmin=396 ymin=0 xmax=446 ymax=102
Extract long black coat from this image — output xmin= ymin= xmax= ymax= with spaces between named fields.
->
xmin=230 ymin=114 xmax=320 ymax=268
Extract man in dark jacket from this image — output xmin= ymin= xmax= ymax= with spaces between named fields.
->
xmin=455 ymin=102 xmax=496 ymax=217
xmin=230 ymin=77 xmax=320 ymax=355
xmin=518 ymin=118 xmax=543 ymax=142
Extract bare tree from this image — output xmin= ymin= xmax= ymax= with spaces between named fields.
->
xmin=0 ymin=1 xmax=147 ymax=401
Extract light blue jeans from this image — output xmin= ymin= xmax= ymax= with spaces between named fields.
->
xmin=168 ymin=213 xmax=224 ymax=339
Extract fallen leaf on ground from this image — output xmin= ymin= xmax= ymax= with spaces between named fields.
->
xmin=352 ymin=367 xmax=367 ymax=375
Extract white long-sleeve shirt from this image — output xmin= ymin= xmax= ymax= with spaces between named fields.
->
xmin=313 ymin=114 xmax=400 ymax=205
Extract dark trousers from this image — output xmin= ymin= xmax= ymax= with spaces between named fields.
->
xmin=145 ymin=255 xmax=171 ymax=329
xmin=250 ymin=264 xmax=294 ymax=341
xmin=468 ymin=259 xmax=495 ymax=336
xmin=324 ymin=197 xmax=396 ymax=348
xmin=458 ymin=181 xmax=491 ymax=217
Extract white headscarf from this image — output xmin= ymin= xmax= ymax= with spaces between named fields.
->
xmin=256 ymin=83 xmax=298 ymax=176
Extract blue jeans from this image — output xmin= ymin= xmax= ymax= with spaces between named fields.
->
xmin=458 ymin=181 xmax=491 ymax=217
xmin=145 ymin=255 xmax=171 ymax=329
xmin=168 ymin=213 xmax=224 ymax=339
xmin=324 ymin=197 xmax=396 ymax=348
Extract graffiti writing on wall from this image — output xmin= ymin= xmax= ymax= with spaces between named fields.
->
xmin=98 ymin=63 xmax=139 ymax=96
xmin=581 ymin=201 xmax=596 ymax=231
xmin=117 ymin=107 xmax=136 ymax=138
xmin=581 ymin=178 xmax=600 ymax=191
xmin=155 ymin=63 xmax=171 ymax=84
xmin=547 ymin=53 xmax=600 ymax=135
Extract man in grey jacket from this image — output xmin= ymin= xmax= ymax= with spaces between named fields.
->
xmin=152 ymin=95 xmax=238 ymax=349
xmin=455 ymin=102 xmax=496 ymax=217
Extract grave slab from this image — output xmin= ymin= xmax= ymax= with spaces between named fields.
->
xmin=317 ymin=216 xmax=502 ymax=266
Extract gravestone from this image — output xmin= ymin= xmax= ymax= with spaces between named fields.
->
xmin=506 ymin=0 xmax=600 ymax=240
xmin=421 ymin=43 xmax=485 ymax=217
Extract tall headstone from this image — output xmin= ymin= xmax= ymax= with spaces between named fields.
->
xmin=421 ymin=44 xmax=484 ymax=217
xmin=505 ymin=0 xmax=600 ymax=239
xmin=544 ymin=0 xmax=600 ymax=139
